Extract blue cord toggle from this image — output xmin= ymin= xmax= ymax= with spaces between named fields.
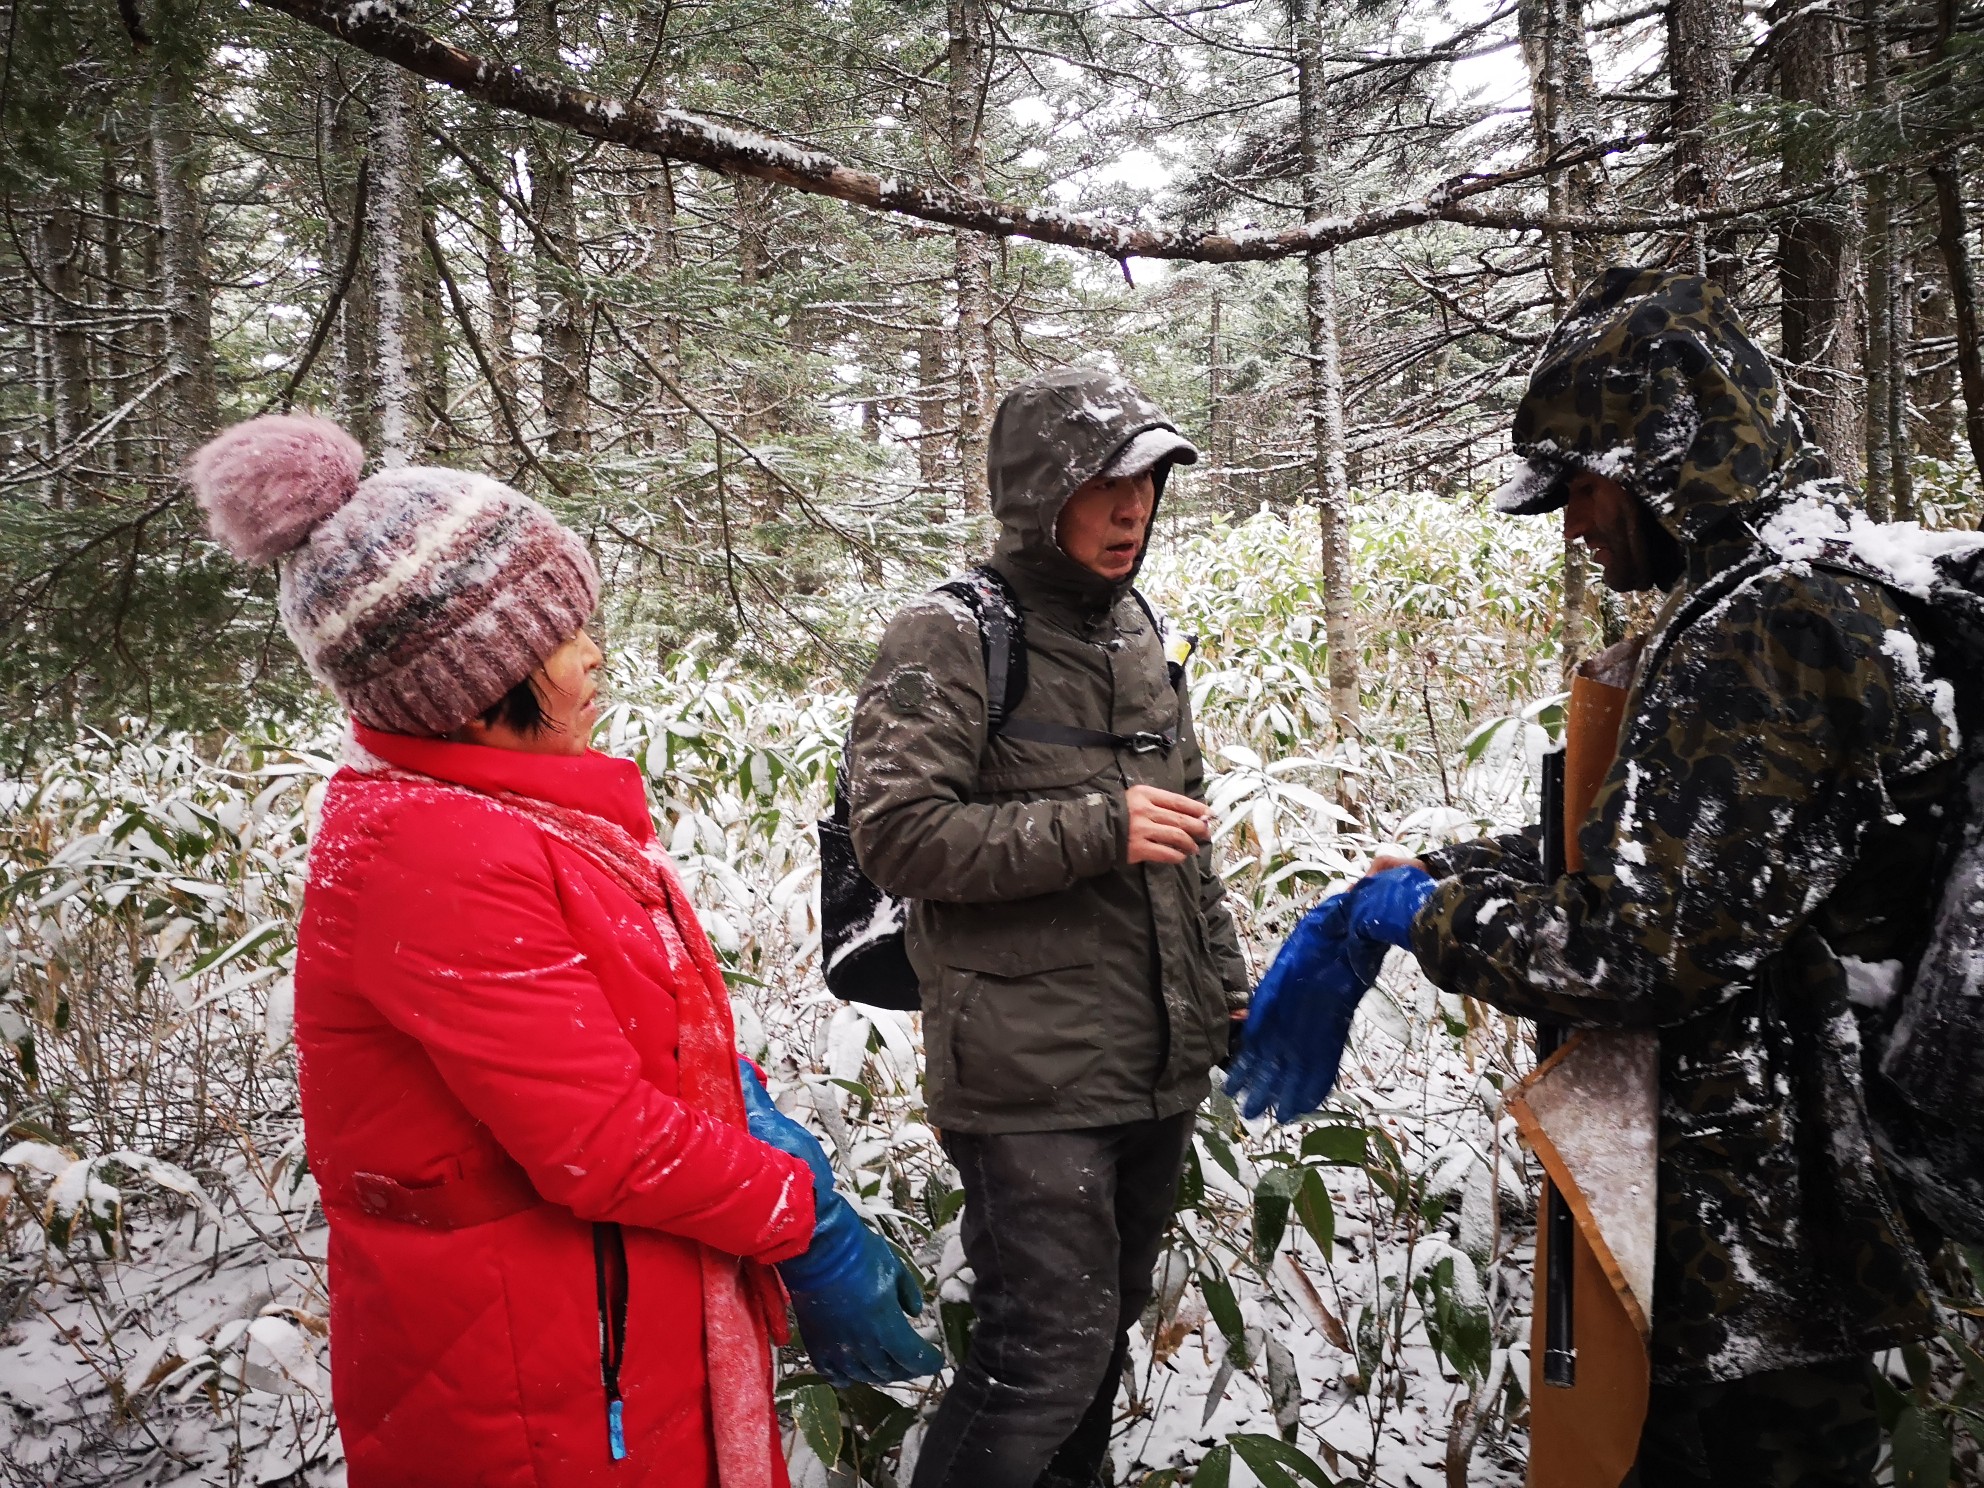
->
xmin=607 ymin=1398 xmax=626 ymax=1461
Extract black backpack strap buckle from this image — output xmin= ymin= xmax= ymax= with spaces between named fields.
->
xmin=1125 ymin=730 xmax=1177 ymax=755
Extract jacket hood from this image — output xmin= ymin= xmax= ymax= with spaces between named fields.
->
xmin=1497 ymin=267 xmax=1834 ymax=546
xmin=987 ymin=367 xmax=1197 ymax=603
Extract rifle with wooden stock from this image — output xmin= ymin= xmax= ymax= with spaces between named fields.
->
xmin=1509 ymin=650 xmax=1657 ymax=1488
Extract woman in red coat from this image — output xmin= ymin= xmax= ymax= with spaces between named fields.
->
xmin=188 ymin=415 xmax=938 ymax=1487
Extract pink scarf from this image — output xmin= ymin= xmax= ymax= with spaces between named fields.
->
xmin=365 ymin=761 xmax=786 ymax=1488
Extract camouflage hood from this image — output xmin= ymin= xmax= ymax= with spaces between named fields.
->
xmin=1496 ymin=267 xmax=1833 ymax=546
xmin=987 ymin=367 xmax=1197 ymax=601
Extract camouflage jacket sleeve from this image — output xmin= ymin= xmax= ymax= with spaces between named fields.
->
xmin=1411 ymin=568 xmax=1953 ymax=1027
xmin=845 ymin=594 xmax=1125 ymax=904
xmin=1179 ymin=675 xmax=1252 ymax=1006
xmin=1420 ymin=826 xmax=1545 ymax=884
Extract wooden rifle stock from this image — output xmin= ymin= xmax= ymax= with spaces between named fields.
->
xmin=1514 ymin=657 xmax=1655 ymax=1488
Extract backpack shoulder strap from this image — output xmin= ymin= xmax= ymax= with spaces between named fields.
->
xmin=989 ymin=584 xmax=1181 ymax=755
xmin=934 ymin=565 xmax=1028 ymax=735
xmin=1130 ymin=585 xmax=1192 ymax=691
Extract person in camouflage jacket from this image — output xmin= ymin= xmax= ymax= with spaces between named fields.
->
xmin=1405 ymin=268 xmax=1954 ymax=1484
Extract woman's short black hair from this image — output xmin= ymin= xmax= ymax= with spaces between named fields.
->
xmin=481 ymin=675 xmax=549 ymax=735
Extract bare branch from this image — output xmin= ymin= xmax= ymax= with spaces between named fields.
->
xmin=252 ymin=0 xmax=1971 ymax=262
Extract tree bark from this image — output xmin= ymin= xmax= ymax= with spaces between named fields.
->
xmin=732 ymin=172 xmax=772 ymax=508
xmin=419 ymin=198 xmax=449 ymax=454
xmin=1913 ymin=236 xmax=1959 ymax=462
xmin=101 ymin=135 xmax=136 ymax=475
xmin=482 ymin=185 xmax=521 ymax=419
xmin=1521 ymin=0 xmax=1607 ymax=676
xmin=29 ymin=224 xmax=54 ymax=481
xmin=917 ymin=323 xmax=948 ymax=499
xmin=1775 ymin=0 xmax=1860 ymax=476
xmin=518 ymin=0 xmax=588 ymax=456
xmin=1667 ymin=0 xmax=1734 ymax=280
xmin=40 ymin=207 xmax=92 ymax=455
xmin=948 ymin=0 xmax=994 ymax=514
xmin=1291 ymin=0 xmax=1360 ymax=734
xmin=632 ymin=161 xmax=683 ymax=452
xmin=1863 ymin=0 xmax=1895 ymax=521
xmin=1891 ymin=234 xmax=1916 ymax=520
xmin=1930 ymin=154 xmax=1984 ymax=477
xmin=1207 ymin=278 xmax=1228 ymax=512
xmin=368 ymin=61 xmax=421 ymax=467
xmin=322 ymin=56 xmax=378 ymax=448
xmin=150 ymin=53 xmax=218 ymax=462
xmin=1929 ymin=0 xmax=1984 ymax=478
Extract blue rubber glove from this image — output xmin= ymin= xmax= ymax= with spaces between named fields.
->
xmin=1344 ymin=865 xmax=1437 ymax=949
xmin=1223 ymin=868 xmax=1435 ymax=1124
xmin=1224 ymin=893 xmax=1379 ymax=1122
xmin=737 ymin=1061 xmax=943 ymax=1386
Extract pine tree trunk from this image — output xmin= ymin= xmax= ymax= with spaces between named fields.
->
xmin=41 ymin=207 xmax=92 ymax=457
xmin=101 ymin=137 xmax=135 ymax=475
xmin=1914 ymin=238 xmax=1959 ymax=462
xmin=150 ymin=56 xmax=217 ymax=462
xmin=1892 ymin=234 xmax=1916 ymax=520
xmin=29 ymin=232 xmax=55 ymax=485
xmin=1207 ymin=280 xmax=1228 ymax=512
xmin=368 ymin=62 xmax=420 ymax=468
xmin=1291 ymin=0 xmax=1360 ymax=733
xmin=1863 ymin=0 xmax=1894 ymax=521
xmin=325 ymin=58 xmax=377 ymax=449
xmin=1668 ymin=0 xmax=1734 ymax=279
xmin=1930 ymin=153 xmax=1984 ymax=477
xmin=635 ymin=161 xmax=684 ymax=452
xmin=733 ymin=173 xmax=772 ymax=510
xmin=141 ymin=200 xmax=165 ymax=476
xmin=917 ymin=323 xmax=947 ymax=498
xmin=1521 ymin=0 xmax=1606 ymax=676
xmin=1775 ymin=0 xmax=1861 ymax=476
xmin=949 ymin=0 xmax=993 ymax=514
xmin=519 ymin=0 xmax=588 ymax=457
xmin=419 ymin=199 xmax=449 ymax=454
xmin=482 ymin=187 xmax=521 ymax=420
xmin=1929 ymin=0 xmax=1984 ymax=477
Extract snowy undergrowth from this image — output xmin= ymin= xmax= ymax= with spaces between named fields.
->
xmin=3 ymin=495 xmax=1568 ymax=1487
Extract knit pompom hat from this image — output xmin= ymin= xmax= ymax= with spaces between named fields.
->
xmin=187 ymin=413 xmax=600 ymax=736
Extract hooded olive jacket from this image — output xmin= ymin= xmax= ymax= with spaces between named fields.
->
xmin=1414 ymin=269 xmax=1948 ymax=1383
xmin=845 ymin=369 xmax=1251 ymax=1133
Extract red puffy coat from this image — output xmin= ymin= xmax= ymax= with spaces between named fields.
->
xmin=295 ymin=725 xmax=817 ymax=1487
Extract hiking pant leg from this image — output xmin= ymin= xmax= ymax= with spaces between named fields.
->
xmin=1039 ymin=1113 xmax=1195 ymax=1488
xmin=1629 ymin=1357 xmax=1880 ymax=1488
xmin=910 ymin=1114 xmax=1193 ymax=1488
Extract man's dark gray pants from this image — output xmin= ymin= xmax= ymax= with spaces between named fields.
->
xmin=910 ymin=1112 xmax=1195 ymax=1488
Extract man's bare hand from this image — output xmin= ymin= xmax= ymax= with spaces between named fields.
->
xmin=1126 ymin=785 xmax=1213 ymax=866
xmin=1368 ymin=853 xmax=1427 ymax=876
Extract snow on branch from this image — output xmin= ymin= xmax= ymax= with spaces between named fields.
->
xmin=255 ymin=0 xmax=1956 ymax=264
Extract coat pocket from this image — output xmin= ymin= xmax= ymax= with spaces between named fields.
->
xmin=945 ymin=942 xmax=1103 ymax=1108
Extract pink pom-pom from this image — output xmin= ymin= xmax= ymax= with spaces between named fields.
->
xmin=187 ymin=413 xmax=365 ymax=564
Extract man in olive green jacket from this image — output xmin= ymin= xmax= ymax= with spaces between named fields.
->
xmin=847 ymin=367 xmax=1250 ymax=1487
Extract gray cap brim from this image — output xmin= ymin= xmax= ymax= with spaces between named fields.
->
xmin=1490 ymin=455 xmax=1571 ymax=516
xmin=1100 ymin=427 xmax=1200 ymax=480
